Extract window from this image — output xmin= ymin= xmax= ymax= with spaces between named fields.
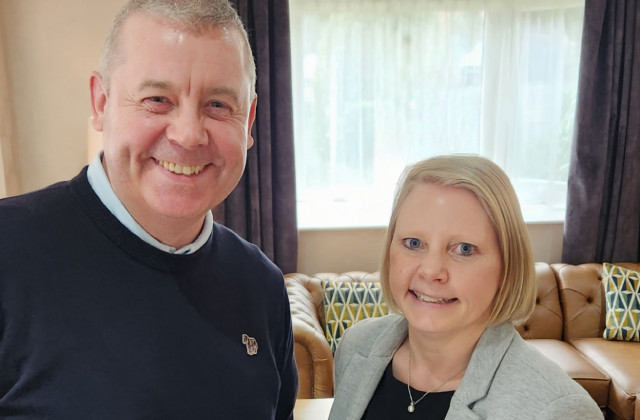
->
xmin=290 ymin=0 xmax=584 ymax=228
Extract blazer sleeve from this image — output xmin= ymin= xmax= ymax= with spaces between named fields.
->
xmin=537 ymin=393 xmax=603 ymax=420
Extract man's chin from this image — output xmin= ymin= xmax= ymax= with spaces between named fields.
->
xmin=151 ymin=204 xmax=210 ymax=221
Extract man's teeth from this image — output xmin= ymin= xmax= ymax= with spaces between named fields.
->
xmin=414 ymin=291 xmax=455 ymax=303
xmin=157 ymin=160 xmax=205 ymax=176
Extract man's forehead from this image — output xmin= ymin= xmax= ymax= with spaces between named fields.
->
xmin=121 ymin=12 xmax=235 ymax=40
xmin=109 ymin=12 xmax=253 ymax=96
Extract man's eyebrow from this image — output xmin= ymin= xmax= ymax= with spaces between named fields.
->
xmin=204 ymin=87 xmax=241 ymax=103
xmin=135 ymin=82 xmax=241 ymax=102
xmin=136 ymin=80 xmax=173 ymax=92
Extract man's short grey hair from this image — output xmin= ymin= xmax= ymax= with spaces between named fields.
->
xmin=99 ymin=0 xmax=256 ymax=96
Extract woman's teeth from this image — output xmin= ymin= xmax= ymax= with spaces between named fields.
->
xmin=156 ymin=160 xmax=205 ymax=176
xmin=413 ymin=291 xmax=456 ymax=303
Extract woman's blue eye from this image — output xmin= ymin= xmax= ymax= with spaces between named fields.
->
xmin=404 ymin=238 xmax=422 ymax=249
xmin=458 ymin=243 xmax=474 ymax=255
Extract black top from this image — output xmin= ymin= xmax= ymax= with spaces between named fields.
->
xmin=362 ymin=361 xmax=454 ymax=420
xmin=0 ymin=168 xmax=298 ymax=419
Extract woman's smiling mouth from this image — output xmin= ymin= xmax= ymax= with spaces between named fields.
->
xmin=412 ymin=290 xmax=458 ymax=304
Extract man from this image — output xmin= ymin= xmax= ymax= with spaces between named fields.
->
xmin=0 ymin=0 xmax=297 ymax=418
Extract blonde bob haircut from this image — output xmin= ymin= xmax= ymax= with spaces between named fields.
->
xmin=380 ymin=154 xmax=536 ymax=326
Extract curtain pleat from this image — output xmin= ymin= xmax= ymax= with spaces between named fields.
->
xmin=562 ymin=0 xmax=640 ymax=264
xmin=214 ymin=0 xmax=298 ymax=274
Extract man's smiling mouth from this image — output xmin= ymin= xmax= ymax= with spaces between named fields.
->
xmin=412 ymin=290 xmax=458 ymax=304
xmin=156 ymin=159 xmax=206 ymax=176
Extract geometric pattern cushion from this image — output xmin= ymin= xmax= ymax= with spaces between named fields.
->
xmin=322 ymin=281 xmax=389 ymax=353
xmin=602 ymin=262 xmax=640 ymax=341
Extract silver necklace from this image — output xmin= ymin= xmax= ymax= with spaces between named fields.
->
xmin=406 ymin=347 xmax=465 ymax=413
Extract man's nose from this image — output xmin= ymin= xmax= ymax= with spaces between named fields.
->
xmin=166 ymin=108 xmax=208 ymax=149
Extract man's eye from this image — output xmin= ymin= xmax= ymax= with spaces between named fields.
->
xmin=402 ymin=238 xmax=422 ymax=249
xmin=204 ymin=101 xmax=232 ymax=118
xmin=208 ymin=101 xmax=225 ymax=108
xmin=455 ymin=243 xmax=476 ymax=256
xmin=143 ymin=96 xmax=171 ymax=113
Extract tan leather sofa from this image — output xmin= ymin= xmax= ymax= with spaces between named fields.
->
xmin=285 ymin=262 xmax=640 ymax=420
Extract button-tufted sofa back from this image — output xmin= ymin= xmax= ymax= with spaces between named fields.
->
xmin=551 ymin=262 xmax=640 ymax=340
xmin=515 ymin=262 xmax=563 ymax=340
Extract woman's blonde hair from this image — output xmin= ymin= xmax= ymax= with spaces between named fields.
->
xmin=380 ymin=154 xmax=536 ymax=326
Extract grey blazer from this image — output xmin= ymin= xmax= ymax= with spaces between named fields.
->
xmin=329 ymin=315 xmax=602 ymax=420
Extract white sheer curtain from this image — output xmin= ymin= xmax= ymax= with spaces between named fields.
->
xmin=290 ymin=0 xmax=584 ymax=228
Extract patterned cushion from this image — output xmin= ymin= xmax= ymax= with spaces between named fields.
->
xmin=602 ymin=263 xmax=640 ymax=341
xmin=322 ymin=281 xmax=389 ymax=353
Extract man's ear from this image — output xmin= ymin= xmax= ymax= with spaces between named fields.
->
xmin=246 ymin=95 xmax=258 ymax=149
xmin=90 ymin=71 xmax=107 ymax=132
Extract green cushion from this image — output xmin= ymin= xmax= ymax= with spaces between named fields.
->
xmin=322 ymin=280 xmax=389 ymax=353
xmin=602 ymin=263 xmax=640 ymax=341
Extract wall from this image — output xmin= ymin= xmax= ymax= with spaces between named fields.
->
xmin=0 ymin=0 xmax=125 ymax=193
xmin=297 ymin=222 xmax=564 ymax=274
xmin=0 ymin=0 xmax=565 ymax=274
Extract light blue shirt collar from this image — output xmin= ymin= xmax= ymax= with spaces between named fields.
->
xmin=86 ymin=152 xmax=213 ymax=255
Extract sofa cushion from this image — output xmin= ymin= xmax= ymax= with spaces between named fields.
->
xmin=571 ymin=337 xmax=640 ymax=420
xmin=602 ymin=263 xmax=640 ymax=341
xmin=527 ymin=339 xmax=609 ymax=409
xmin=322 ymin=280 xmax=389 ymax=353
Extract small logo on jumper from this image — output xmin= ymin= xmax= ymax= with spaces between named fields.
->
xmin=242 ymin=334 xmax=258 ymax=356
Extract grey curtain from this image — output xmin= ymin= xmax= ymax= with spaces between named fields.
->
xmin=562 ymin=0 xmax=640 ymax=264
xmin=214 ymin=0 xmax=298 ymax=274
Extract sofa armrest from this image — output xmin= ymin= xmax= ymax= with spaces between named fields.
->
xmin=291 ymin=317 xmax=334 ymax=398
xmin=285 ymin=271 xmax=382 ymax=398
xmin=285 ymin=273 xmax=334 ymax=398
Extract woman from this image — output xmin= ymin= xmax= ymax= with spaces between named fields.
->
xmin=328 ymin=155 xmax=602 ymax=419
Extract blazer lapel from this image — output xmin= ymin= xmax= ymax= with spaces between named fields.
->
xmin=331 ymin=315 xmax=408 ymax=419
xmin=446 ymin=323 xmax=516 ymax=419
xmin=331 ymin=353 xmax=390 ymax=419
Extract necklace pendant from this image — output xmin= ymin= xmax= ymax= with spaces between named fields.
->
xmin=408 ymin=403 xmax=415 ymax=413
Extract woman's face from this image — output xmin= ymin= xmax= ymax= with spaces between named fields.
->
xmin=389 ymin=183 xmax=503 ymax=340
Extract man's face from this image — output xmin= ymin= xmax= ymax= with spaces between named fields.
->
xmin=90 ymin=13 xmax=256 ymax=245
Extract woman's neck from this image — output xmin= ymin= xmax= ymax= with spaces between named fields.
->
xmin=392 ymin=325 xmax=484 ymax=392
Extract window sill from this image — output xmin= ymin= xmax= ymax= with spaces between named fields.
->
xmin=297 ymin=200 xmax=565 ymax=230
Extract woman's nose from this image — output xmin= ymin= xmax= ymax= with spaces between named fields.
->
xmin=417 ymin=251 xmax=449 ymax=283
